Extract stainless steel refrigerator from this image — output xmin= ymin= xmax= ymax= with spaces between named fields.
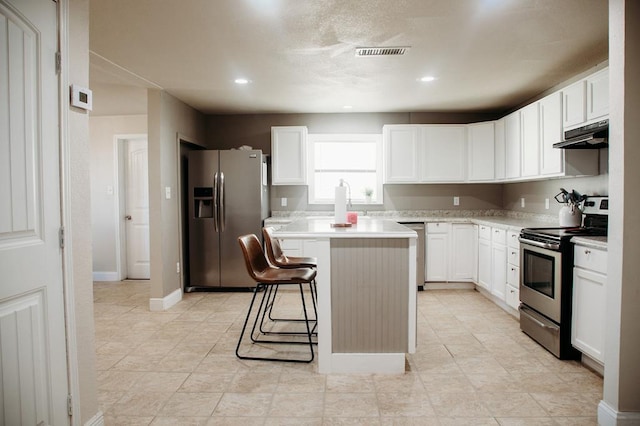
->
xmin=186 ymin=149 xmax=269 ymax=290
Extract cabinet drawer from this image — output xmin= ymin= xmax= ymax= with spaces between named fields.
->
xmin=508 ymin=248 xmax=520 ymax=266
xmin=507 ymin=230 xmax=520 ymax=249
xmin=506 ymin=284 xmax=520 ymax=310
xmin=427 ymin=222 xmax=449 ymax=234
xmin=507 ymin=265 xmax=519 ymax=286
xmin=279 ymin=238 xmax=302 ymax=255
xmin=574 ymin=245 xmax=607 ymax=274
xmin=478 ymin=225 xmax=491 ymax=240
xmin=492 ymin=228 xmax=506 ymax=245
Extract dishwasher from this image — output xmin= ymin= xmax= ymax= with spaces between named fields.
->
xmin=399 ymin=222 xmax=426 ymax=290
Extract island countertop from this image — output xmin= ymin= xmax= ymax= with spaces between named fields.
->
xmin=273 ymin=217 xmax=418 ymax=239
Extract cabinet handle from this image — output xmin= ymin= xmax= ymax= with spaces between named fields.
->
xmin=585 ymin=249 xmax=591 ymax=255
xmin=511 ymin=251 xmax=516 ymax=255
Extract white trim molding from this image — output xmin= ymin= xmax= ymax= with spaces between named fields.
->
xmin=598 ymin=400 xmax=640 ymax=426
xmin=84 ymin=410 xmax=104 ymax=426
xmin=149 ymin=288 xmax=182 ymax=311
xmin=92 ymin=272 xmax=119 ymax=282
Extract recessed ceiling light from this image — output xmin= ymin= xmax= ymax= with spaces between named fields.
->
xmin=343 ymin=105 xmax=353 ymax=109
xmin=419 ymin=76 xmax=436 ymax=82
xmin=234 ymin=78 xmax=251 ymax=85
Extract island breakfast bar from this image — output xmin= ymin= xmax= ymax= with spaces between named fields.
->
xmin=273 ymin=218 xmax=417 ymax=374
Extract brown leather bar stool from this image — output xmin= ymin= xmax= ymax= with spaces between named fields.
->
xmin=236 ymin=234 xmax=316 ymax=363
xmin=262 ymin=227 xmax=318 ymax=332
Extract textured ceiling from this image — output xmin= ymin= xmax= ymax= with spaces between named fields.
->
xmin=89 ymin=0 xmax=608 ymax=116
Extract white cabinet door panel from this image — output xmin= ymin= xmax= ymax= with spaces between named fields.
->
xmin=383 ymin=125 xmax=420 ymax=183
xmin=572 ymin=267 xmax=606 ymax=363
xmin=539 ymin=92 xmax=564 ymax=175
xmin=426 ymin=233 xmax=449 ymax=281
xmin=271 ymin=126 xmax=307 ymax=185
xmin=521 ymin=103 xmax=540 ymax=177
xmin=421 ymin=126 xmax=466 ymax=182
xmin=587 ymin=69 xmax=609 ymax=121
xmin=505 ymin=112 xmax=521 ymax=179
xmin=563 ymin=80 xmax=587 ymax=129
xmin=467 ymin=122 xmax=495 ymax=181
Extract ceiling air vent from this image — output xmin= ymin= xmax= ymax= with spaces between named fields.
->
xmin=355 ymin=46 xmax=409 ymax=57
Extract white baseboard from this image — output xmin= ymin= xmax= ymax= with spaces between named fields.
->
xmin=423 ymin=282 xmax=475 ymax=290
xmin=149 ymin=287 xmax=182 ymax=311
xmin=598 ymin=400 xmax=640 ymax=426
xmin=92 ymin=271 xmax=119 ymax=282
xmin=84 ymin=410 xmax=104 ymax=426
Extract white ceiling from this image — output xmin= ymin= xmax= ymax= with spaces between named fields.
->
xmin=88 ymin=0 xmax=608 ymax=116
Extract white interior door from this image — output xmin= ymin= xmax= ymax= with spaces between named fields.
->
xmin=0 ymin=0 xmax=69 ymax=424
xmin=124 ymin=138 xmax=150 ymax=279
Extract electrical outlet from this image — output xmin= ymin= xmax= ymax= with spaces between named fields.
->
xmin=281 ymin=197 xmax=287 ymax=207
xmin=165 ymin=186 xmax=171 ymax=199
xmin=520 ymin=197 xmax=525 ymax=208
xmin=453 ymin=196 xmax=460 ymax=206
xmin=545 ymin=198 xmax=550 ymax=209
xmin=176 ymin=262 xmax=180 ymax=274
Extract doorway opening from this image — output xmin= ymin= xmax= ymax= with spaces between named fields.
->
xmin=115 ymin=135 xmax=150 ymax=280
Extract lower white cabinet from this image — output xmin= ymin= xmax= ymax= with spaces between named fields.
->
xmin=572 ymin=244 xmax=607 ymax=364
xmin=505 ymin=230 xmax=520 ymax=309
xmin=426 ymin=222 xmax=476 ymax=282
xmin=476 ymin=225 xmax=509 ymax=303
xmin=426 ymin=223 xmax=449 ymax=281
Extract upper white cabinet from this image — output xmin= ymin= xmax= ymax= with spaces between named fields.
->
xmin=421 ymin=125 xmax=467 ymax=182
xmin=563 ymin=80 xmax=587 ymax=129
xmin=520 ymin=102 xmax=540 ymax=178
xmin=494 ymin=119 xmax=506 ymax=180
xmin=383 ymin=125 xmax=420 ymax=183
xmin=467 ymin=122 xmax=495 ymax=181
xmin=539 ymin=92 xmax=564 ymax=176
xmin=563 ymin=67 xmax=609 ymax=130
xmin=586 ymin=68 xmax=609 ymax=121
xmin=383 ymin=124 xmax=466 ymax=183
xmin=505 ymin=111 xmax=521 ymax=179
xmin=271 ymin=126 xmax=308 ymax=185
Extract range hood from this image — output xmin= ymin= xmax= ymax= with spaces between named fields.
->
xmin=553 ymin=119 xmax=608 ymax=149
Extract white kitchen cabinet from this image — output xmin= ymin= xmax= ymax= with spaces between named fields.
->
xmin=539 ymin=92 xmax=564 ymax=175
xmin=586 ymin=68 xmax=609 ymax=121
xmin=505 ymin=229 xmax=520 ymax=310
xmin=477 ymin=225 xmax=492 ymax=291
xmin=421 ymin=125 xmax=467 ymax=182
xmin=449 ymin=223 xmax=477 ymax=281
xmin=572 ymin=244 xmax=607 ymax=364
xmin=563 ymin=80 xmax=587 ymax=129
xmin=491 ymin=229 xmax=507 ymax=301
xmin=563 ymin=67 xmax=609 ymax=130
xmin=494 ymin=119 xmax=506 ymax=180
xmin=383 ymin=125 xmax=420 ymax=183
xmin=426 ymin=222 xmax=449 ymax=282
xmin=271 ymin=126 xmax=308 ymax=185
xmin=505 ymin=111 xmax=521 ymax=179
xmin=520 ymin=102 xmax=540 ymax=178
xmin=426 ymin=222 xmax=475 ymax=282
xmin=467 ymin=122 xmax=495 ymax=181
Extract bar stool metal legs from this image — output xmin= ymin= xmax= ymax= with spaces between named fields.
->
xmin=235 ymin=282 xmax=315 ymax=363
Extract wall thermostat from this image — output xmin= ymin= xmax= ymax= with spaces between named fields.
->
xmin=70 ymin=84 xmax=93 ymax=111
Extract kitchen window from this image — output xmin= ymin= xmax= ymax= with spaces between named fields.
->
xmin=307 ymin=133 xmax=383 ymax=205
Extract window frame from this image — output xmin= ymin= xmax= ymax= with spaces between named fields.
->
xmin=306 ymin=133 xmax=384 ymax=205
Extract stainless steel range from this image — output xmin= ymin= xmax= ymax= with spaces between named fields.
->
xmin=518 ymin=196 xmax=608 ymax=359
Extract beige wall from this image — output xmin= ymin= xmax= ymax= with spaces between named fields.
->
xmin=148 ymin=90 xmax=207 ymax=298
xmin=68 ymin=0 xmax=99 ymax=422
xmin=602 ymin=0 xmax=640 ymax=418
xmin=89 ymin=115 xmax=147 ymax=275
xmin=503 ymin=150 xmax=609 ymax=215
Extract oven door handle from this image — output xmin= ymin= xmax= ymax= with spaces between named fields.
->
xmin=520 ymin=306 xmax=557 ymax=330
xmin=518 ymin=237 xmax=560 ymax=251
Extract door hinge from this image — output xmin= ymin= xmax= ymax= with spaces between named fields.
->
xmin=59 ymin=227 xmax=65 ymax=249
xmin=67 ymin=394 xmax=73 ymax=416
xmin=55 ymin=51 xmax=61 ymax=75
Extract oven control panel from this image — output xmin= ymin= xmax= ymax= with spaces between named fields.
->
xmin=583 ymin=196 xmax=608 ymax=215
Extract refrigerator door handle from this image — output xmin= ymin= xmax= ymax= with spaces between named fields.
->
xmin=213 ymin=172 xmax=220 ymax=232
xmin=220 ymin=172 xmax=226 ymax=231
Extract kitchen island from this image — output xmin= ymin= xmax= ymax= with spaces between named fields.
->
xmin=273 ymin=218 xmax=417 ymax=374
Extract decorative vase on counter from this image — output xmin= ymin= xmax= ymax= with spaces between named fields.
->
xmin=559 ymin=205 xmax=582 ymax=227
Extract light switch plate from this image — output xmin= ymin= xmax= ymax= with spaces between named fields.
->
xmin=281 ymin=197 xmax=287 ymax=207
xmin=165 ymin=186 xmax=171 ymax=199
xmin=70 ymin=84 xmax=93 ymax=111
xmin=545 ymin=198 xmax=550 ymax=209
xmin=520 ymin=197 xmax=526 ymax=208
xmin=453 ymin=196 xmax=460 ymax=206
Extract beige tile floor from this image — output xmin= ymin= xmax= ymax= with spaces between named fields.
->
xmin=94 ymin=281 xmax=602 ymax=425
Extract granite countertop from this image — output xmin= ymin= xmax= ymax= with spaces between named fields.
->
xmin=273 ymin=217 xmax=418 ymax=239
xmin=571 ymin=235 xmax=608 ymax=250
xmin=265 ymin=210 xmax=558 ymax=232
